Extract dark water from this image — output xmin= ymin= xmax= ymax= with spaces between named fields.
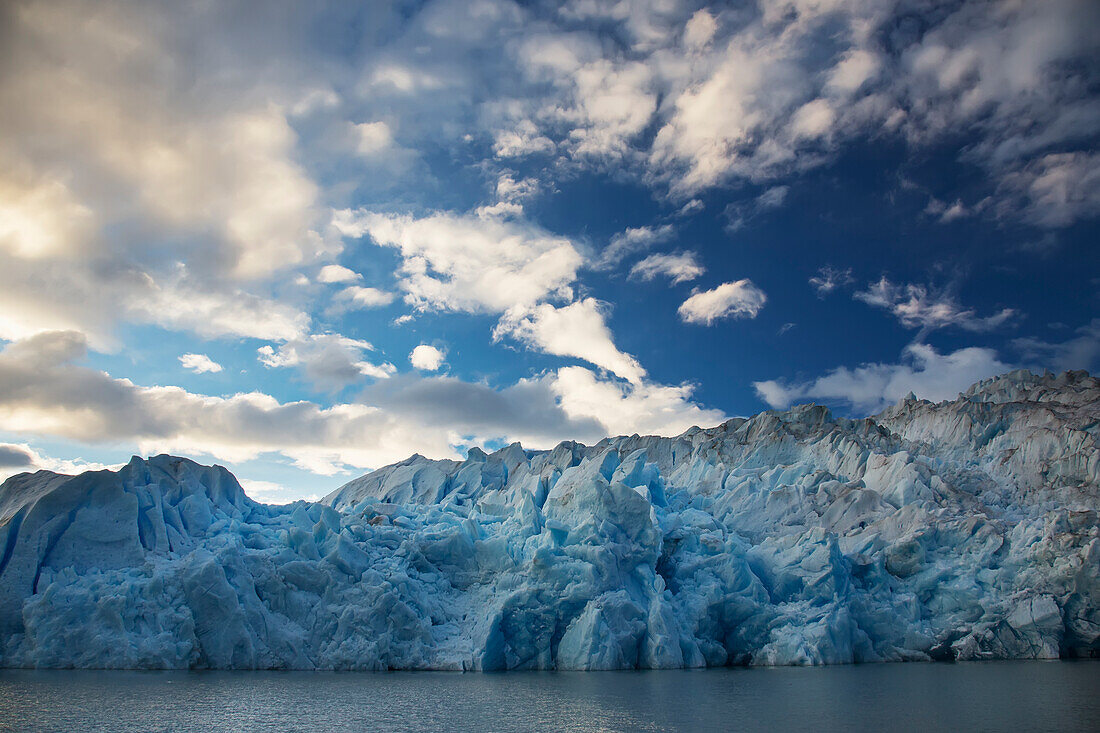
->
xmin=0 ymin=662 xmax=1097 ymax=732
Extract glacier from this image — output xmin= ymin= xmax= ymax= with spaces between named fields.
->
xmin=0 ymin=369 xmax=1097 ymax=670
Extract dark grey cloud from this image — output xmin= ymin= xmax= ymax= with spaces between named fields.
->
xmin=360 ymin=372 xmax=606 ymax=443
xmin=0 ymin=445 xmax=34 ymax=469
xmin=0 ymin=331 xmax=609 ymax=473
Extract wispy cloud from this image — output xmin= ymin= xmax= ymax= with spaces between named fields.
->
xmin=629 ymin=252 xmax=705 ymax=285
xmin=809 ymin=266 xmax=855 ymax=298
xmin=179 ymin=353 xmax=223 ymax=374
xmin=597 ymin=225 xmax=675 ymax=269
xmin=855 ymin=277 xmax=1016 ymax=333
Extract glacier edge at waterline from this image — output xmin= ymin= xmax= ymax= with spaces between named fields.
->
xmin=1 ymin=369 xmax=1097 ymax=669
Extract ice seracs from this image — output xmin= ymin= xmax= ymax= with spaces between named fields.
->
xmin=0 ymin=370 xmax=1097 ymax=669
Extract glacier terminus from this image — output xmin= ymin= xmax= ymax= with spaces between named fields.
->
xmin=0 ymin=370 xmax=1097 ymax=670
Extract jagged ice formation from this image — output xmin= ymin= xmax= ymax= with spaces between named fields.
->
xmin=0 ymin=370 xmax=1097 ymax=669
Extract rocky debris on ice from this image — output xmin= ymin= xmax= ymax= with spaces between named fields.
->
xmin=0 ymin=370 xmax=1098 ymax=669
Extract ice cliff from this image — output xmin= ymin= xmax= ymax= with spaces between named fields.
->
xmin=1 ymin=369 xmax=1097 ymax=669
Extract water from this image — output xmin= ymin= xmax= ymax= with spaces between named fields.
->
xmin=0 ymin=662 xmax=1096 ymax=732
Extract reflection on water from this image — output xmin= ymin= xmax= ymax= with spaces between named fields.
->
xmin=1 ymin=661 xmax=1097 ymax=732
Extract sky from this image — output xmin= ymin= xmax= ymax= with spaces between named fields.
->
xmin=0 ymin=0 xmax=1097 ymax=502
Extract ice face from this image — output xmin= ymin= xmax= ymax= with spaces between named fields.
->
xmin=0 ymin=370 xmax=1098 ymax=669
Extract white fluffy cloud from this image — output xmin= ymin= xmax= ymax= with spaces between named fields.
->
xmin=754 ymin=343 xmax=1013 ymax=414
xmin=409 ymin=344 xmax=446 ymax=371
xmin=679 ymin=280 xmax=767 ymax=325
xmin=855 ymin=278 xmax=1015 ymax=333
xmin=179 ymin=353 xmax=223 ymax=374
xmin=318 ymin=265 xmax=362 ymax=284
xmin=549 ymin=366 xmax=724 ymax=438
xmin=494 ymin=299 xmax=646 ymax=384
xmin=333 ymin=208 xmax=582 ymax=314
xmin=629 ymin=252 xmax=705 ymax=285
xmin=334 ymin=286 xmax=396 ymax=310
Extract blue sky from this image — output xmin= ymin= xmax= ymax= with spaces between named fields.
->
xmin=0 ymin=0 xmax=1097 ymax=501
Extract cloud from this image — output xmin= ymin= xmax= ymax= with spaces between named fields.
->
xmin=679 ymin=280 xmax=767 ymax=325
xmin=809 ymin=266 xmax=854 ymax=298
xmin=495 ymin=173 xmax=540 ymax=205
xmin=238 ymin=479 xmax=321 ymax=505
xmin=0 ymin=331 xmax=723 ymax=478
xmin=493 ymin=120 xmax=556 ymax=158
xmin=495 ymin=0 xmax=1098 ymax=226
xmin=1013 ymin=319 xmax=1100 ymax=373
xmin=0 ymin=0 xmax=331 ymax=279
xmin=924 ymin=197 xmax=986 ymax=224
xmin=629 ymin=252 xmax=705 ymax=285
xmin=753 ymin=343 xmax=1013 ymax=414
xmin=647 ymin=29 xmax=826 ymax=196
xmin=0 ymin=444 xmax=34 ymax=469
xmin=352 ymin=121 xmax=395 ymax=155
xmin=534 ymin=56 xmax=658 ymax=160
xmin=0 ymin=441 xmax=118 ymax=483
xmin=409 ymin=344 xmax=446 ymax=371
xmin=825 ymin=49 xmax=879 ymax=96
xmin=335 ymin=207 xmax=648 ymax=386
xmin=999 ymin=152 xmax=1100 ymax=228
xmin=0 ymin=0 xmax=341 ymax=352
xmin=257 ymin=334 xmax=396 ymax=391
xmin=549 ymin=366 xmax=724 ymax=439
xmin=0 ymin=331 xmax=443 ymax=475
xmin=333 ymin=286 xmax=396 ymax=310
xmin=791 ymin=100 xmax=836 ymax=140
xmin=358 ymin=372 xmax=605 ymax=450
xmin=2 ymin=0 xmax=1091 ymax=496
xmin=0 ymin=172 xmax=95 ymax=259
xmin=123 ymin=273 xmax=312 ymax=343
xmin=317 ymin=265 xmax=362 ymax=284
xmin=494 ymin=299 xmax=646 ymax=385
xmin=333 ymin=208 xmax=582 ymax=314
xmin=179 ymin=353 xmax=223 ymax=374
xmin=725 ymin=186 xmax=790 ymax=231
xmin=683 ymin=9 xmax=718 ymax=50
xmin=597 ymin=224 xmax=675 ymax=269
xmin=855 ymin=277 xmax=1015 ymax=333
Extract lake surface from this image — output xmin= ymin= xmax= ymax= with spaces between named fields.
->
xmin=0 ymin=661 xmax=1097 ymax=732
